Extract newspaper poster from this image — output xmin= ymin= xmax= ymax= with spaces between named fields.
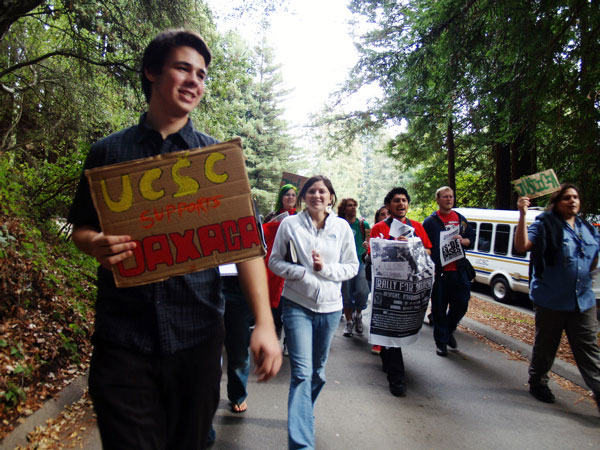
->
xmin=389 ymin=218 xmax=415 ymax=238
xmin=369 ymin=238 xmax=435 ymax=347
xmin=440 ymin=226 xmax=464 ymax=267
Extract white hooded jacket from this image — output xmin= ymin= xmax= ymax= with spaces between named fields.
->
xmin=268 ymin=210 xmax=359 ymax=313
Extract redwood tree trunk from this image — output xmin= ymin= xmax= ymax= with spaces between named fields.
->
xmin=446 ymin=117 xmax=456 ymax=196
xmin=495 ymin=143 xmax=511 ymax=209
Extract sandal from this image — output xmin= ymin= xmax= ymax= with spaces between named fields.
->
xmin=230 ymin=400 xmax=247 ymax=413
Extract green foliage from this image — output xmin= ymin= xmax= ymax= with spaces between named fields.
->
xmin=344 ymin=0 xmax=600 ymax=213
xmin=59 ymin=332 xmax=80 ymax=363
xmin=0 ymin=1 xmax=298 ymax=427
xmin=0 ymin=383 xmax=26 ymax=407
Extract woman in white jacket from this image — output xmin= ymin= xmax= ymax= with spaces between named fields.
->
xmin=269 ymin=175 xmax=358 ymax=449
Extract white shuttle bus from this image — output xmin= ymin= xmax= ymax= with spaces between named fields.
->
xmin=454 ymin=207 xmax=600 ymax=304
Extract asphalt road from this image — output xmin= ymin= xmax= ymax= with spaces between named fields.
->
xmin=209 ymin=311 xmax=598 ymax=449
xmin=4 ymin=305 xmax=599 ymax=449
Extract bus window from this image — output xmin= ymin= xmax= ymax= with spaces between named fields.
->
xmin=511 ymin=225 xmax=527 ymax=258
xmin=494 ymin=224 xmax=510 ymax=255
xmin=466 ymin=222 xmax=477 ymax=250
xmin=478 ymin=223 xmax=492 ymax=253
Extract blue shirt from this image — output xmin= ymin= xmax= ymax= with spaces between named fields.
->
xmin=68 ymin=114 xmax=225 ymax=354
xmin=528 ymin=217 xmax=599 ymax=311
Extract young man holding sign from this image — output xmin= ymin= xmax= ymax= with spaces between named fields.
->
xmin=423 ymin=186 xmax=475 ymax=357
xmin=68 ymin=30 xmax=281 ymax=449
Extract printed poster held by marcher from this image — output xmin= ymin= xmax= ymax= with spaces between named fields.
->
xmin=369 ymin=237 xmax=435 ymax=347
xmin=439 ymin=226 xmax=465 ymax=267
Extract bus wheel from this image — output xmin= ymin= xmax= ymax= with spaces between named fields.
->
xmin=491 ymin=276 xmax=512 ymax=303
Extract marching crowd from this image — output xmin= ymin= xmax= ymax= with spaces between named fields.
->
xmin=67 ymin=29 xmax=600 ymax=450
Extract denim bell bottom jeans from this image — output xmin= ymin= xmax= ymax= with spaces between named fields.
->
xmin=282 ymin=298 xmax=341 ymax=450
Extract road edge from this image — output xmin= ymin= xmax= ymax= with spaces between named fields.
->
xmin=461 ymin=317 xmax=585 ymax=388
xmin=1 ymin=373 xmax=88 ymax=449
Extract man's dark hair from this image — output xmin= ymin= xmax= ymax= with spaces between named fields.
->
xmin=337 ymin=198 xmax=358 ymax=220
xmin=141 ymin=29 xmax=212 ymax=103
xmin=384 ymin=187 xmax=411 ymax=206
xmin=547 ymin=183 xmax=580 ymax=213
xmin=298 ymin=175 xmax=337 ymax=209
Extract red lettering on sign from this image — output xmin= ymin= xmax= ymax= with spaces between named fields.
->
xmin=222 ymin=220 xmax=241 ymax=251
xmin=165 ymin=204 xmax=176 ymax=221
xmin=169 ymin=229 xmax=202 ymax=263
xmin=198 ymin=224 xmax=227 ymax=256
xmin=143 ymin=235 xmax=174 ymax=271
xmin=238 ymin=216 xmax=261 ymax=249
xmin=118 ymin=216 xmax=262 ymax=278
xmin=116 ymin=240 xmax=145 ymax=277
xmin=139 ymin=195 xmax=225 ymax=229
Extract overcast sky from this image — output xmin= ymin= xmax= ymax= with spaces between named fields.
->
xmin=205 ymin=0 xmax=364 ymax=131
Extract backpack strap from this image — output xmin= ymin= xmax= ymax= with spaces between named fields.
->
xmin=359 ymin=218 xmax=366 ymax=241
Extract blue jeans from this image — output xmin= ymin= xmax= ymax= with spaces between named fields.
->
xmin=223 ymin=277 xmax=254 ymax=405
xmin=341 ymin=262 xmax=369 ymax=310
xmin=431 ymin=269 xmax=471 ymax=345
xmin=282 ymin=298 xmax=341 ymax=450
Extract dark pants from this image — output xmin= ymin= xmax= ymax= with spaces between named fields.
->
xmin=380 ymin=347 xmax=405 ymax=383
xmin=223 ymin=278 xmax=254 ymax=405
xmin=432 ymin=269 xmax=471 ymax=345
xmin=272 ymin=301 xmax=283 ymax=336
xmin=529 ymin=304 xmax=600 ymax=397
xmin=89 ymin=336 xmax=223 ymax=450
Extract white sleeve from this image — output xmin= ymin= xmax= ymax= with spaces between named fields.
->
xmin=268 ymin=219 xmax=307 ymax=281
xmin=319 ymin=221 xmax=359 ymax=281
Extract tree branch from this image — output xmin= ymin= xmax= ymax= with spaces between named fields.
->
xmin=0 ymin=50 xmax=137 ymax=79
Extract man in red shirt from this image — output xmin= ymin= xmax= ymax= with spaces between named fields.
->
xmin=423 ymin=186 xmax=475 ymax=357
xmin=369 ymin=187 xmax=432 ymax=396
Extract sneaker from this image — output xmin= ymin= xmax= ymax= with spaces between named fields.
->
xmin=529 ymin=385 xmax=555 ymax=403
xmin=343 ymin=321 xmax=354 ymax=337
xmin=371 ymin=345 xmax=381 ymax=355
xmin=389 ymin=380 xmax=407 ymax=397
xmin=354 ymin=312 xmax=363 ymax=335
xmin=448 ymin=334 xmax=457 ymax=349
xmin=436 ymin=343 xmax=448 ymax=357
xmin=206 ymin=426 xmax=216 ymax=447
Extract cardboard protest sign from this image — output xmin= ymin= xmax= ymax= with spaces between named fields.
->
xmin=368 ymin=238 xmax=435 ymax=347
xmin=512 ymin=169 xmax=560 ymax=198
xmin=440 ymin=226 xmax=464 ymax=266
xmin=85 ymin=138 xmax=265 ymax=288
xmin=280 ymin=172 xmax=308 ymax=191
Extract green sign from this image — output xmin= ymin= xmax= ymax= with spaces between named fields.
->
xmin=512 ymin=169 xmax=560 ymax=198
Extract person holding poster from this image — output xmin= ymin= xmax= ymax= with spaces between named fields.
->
xmin=268 ymin=175 xmax=358 ymax=449
xmin=367 ymin=206 xmax=390 ymax=354
xmin=263 ymin=183 xmax=298 ymax=355
xmin=68 ymin=30 xmax=281 ymax=449
xmin=368 ymin=187 xmax=432 ymax=396
xmin=337 ymin=198 xmax=371 ymax=337
xmin=515 ymin=185 xmax=600 ymax=411
xmin=423 ymin=186 xmax=475 ymax=357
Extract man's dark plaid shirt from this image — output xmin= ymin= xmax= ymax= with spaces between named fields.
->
xmin=68 ymin=114 xmax=225 ymax=354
